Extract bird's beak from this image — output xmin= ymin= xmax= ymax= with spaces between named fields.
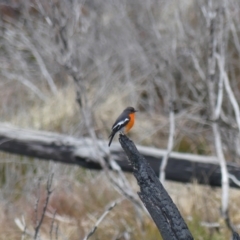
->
xmin=134 ymin=110 xmax=138 ymax=112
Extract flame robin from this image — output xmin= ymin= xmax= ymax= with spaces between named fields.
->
xmin=108 ymin=106 xmax=137 ymax=147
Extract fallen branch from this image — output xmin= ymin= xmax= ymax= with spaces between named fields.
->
xmin=0 ymin=123 xmax=240 ymax=188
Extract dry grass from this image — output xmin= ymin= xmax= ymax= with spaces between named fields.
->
xmin=0 ymin=163 xmax=238 ymax=239
xmin=0 ymin=72 xmax=238 ymax=240
xmin=9 ymin=84 xmax=79 ymax=133
xmin=0 ymin=0 xmax=240 ymax=239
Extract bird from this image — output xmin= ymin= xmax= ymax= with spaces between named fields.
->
xmin=108 ymin=106 xmax=137 ymax=147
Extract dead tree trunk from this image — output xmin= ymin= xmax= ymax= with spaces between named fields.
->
xmin=0 ymin=123 xmax=240 ymax=188
xmin=119 ymin=134 xmax=194 ymax=240
xmin=119 ymin=134 xmax=240 ymax=240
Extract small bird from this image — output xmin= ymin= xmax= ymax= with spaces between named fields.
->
xmin=108 ymin=106 xmax=137 ymax=147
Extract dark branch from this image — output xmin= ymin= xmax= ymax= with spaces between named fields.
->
xmin=233 ymin=231 xmax=240 ymax=240
xmin=34 ymin=173 xmax=53 ymax=239
xmin=0 ymin=124 xmax=240 ymax=188
xmin=119 ymin=134 xmax=193 ymax=240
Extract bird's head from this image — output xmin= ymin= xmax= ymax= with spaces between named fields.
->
xmin=125 ymin=106 xmax=138 ymax=113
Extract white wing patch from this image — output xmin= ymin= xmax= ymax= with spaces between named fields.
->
xmin=112 ymin=118 xmax=129 ymax=130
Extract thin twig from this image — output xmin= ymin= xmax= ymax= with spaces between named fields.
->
xmin=34 ymin=173 xmax=54 ymax=239
xmin=50 ymin=209 xmax=57 ymax=240
xmin=34 ymin=178 xmax=41 ymax=232
xmin=20 ymin=33 xmax=58 ymax=94
xmin=223 ymin=0 xmax=240 ymax=54
xmin=215 ymin=55 xmax=224 ymax=119
xmin=14 ymin=215 xmax=34 ymax=238
xmin=83 ymin=199 xmax=123 ymax=240
xmin=1 ymin=71 xmax=46 ymax=101
xmin=228 ymin=174 xmax=240 ymax=188
xmin=212 ymin=123 xmax=229 ymax=216
xmin=55 ymin=222 xmax=59 ymax=240
xmin=160 ymin=107 xmax=175 ymax=184
xmin=216 ymin=54 xmax=240 ymax=132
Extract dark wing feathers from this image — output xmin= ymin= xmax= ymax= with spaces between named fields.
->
xmin=112 ymin=117 xmax=130 ymax=131
xmin=108 ymin=116 xmax=130 ymax=146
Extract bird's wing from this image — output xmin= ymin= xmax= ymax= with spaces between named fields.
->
xmin=112 ymin=117 xmax=130 ymax=132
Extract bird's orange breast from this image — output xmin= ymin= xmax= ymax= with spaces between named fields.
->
xmin=125 ymin=113 xmax=135 ymax=133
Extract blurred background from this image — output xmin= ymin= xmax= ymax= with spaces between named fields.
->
xmin=0 ymin=0 xmax=240 ymax=239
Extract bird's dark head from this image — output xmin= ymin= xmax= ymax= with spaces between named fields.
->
xmin=125 ymin=106 xmax=138 ymax=113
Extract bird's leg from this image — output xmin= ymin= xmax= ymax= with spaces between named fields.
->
xmin=119 ymin=129 xmax=125 ymax=135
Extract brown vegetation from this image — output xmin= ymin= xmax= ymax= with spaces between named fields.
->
xmin=0 ymin=0 xmax=240 ymax=239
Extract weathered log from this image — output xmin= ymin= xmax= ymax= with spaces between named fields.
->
xmin=119 ymin=134 xmax=194 ymax=240
xmin=0 ymin=123 xmax=240 ymax=188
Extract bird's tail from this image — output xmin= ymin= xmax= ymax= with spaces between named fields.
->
xmin=108 ymin=132 xmax=115 ymax=147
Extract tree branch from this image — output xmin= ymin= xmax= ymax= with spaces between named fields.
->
xmin=160 ymin=107 xmax=175 ymax=184
xmin=0 ymin=123 xmax=240 ymax=188
xmin=119 ymin=134 xmax=193 ymax=240
xmin=83 ymin=199 xmax=123 ymax=240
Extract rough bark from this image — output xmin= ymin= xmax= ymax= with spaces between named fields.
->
xmin=0 ymin=123 xmax=240 ymax=188
xmin=119 ymin=134 xmax=193 ymax=240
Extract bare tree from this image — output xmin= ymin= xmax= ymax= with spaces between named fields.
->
xmin=1 ymin=0 xmax=240 ymax=238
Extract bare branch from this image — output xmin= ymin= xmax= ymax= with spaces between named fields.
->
xmin=228 ymin=174 xmax=240 ymax=188
xmin=34 ymin=178 xmax=41 ymax=235
xmin=1 ymin=123 xmax=240 ymax=189
xmin=14 ymin=215 xmax=34 ymax=238
xmin=212 ymin=123 xmax=229 ymax=216
xmin=20 ymin=33 xmax=58 ymax=94
xmin=214 ymin=55 xmax=224 ymax=119
xmin=34 ymin=173 xmax=54 ymax=239
xmin=160 ymin=107 xmax=175 ymax=184
xmin=83 ymin=199 xmax=123 ymax=240
xmin=223 ymin=0 xmax=240 ymax=54
xmin=216 ymin=54 xmax=240 ymax=132
xmin=191 ymin=52 xmax=206 ymax=81
xmin=206 ymin=0 xmax=230 ymax=226
xmin=35 ymin=0 xmax=53 ymax=26
xmin=1 ymin=71 xmax=46 ymax=101
xmin=49 ymin=210 xmax=57 ymax=240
